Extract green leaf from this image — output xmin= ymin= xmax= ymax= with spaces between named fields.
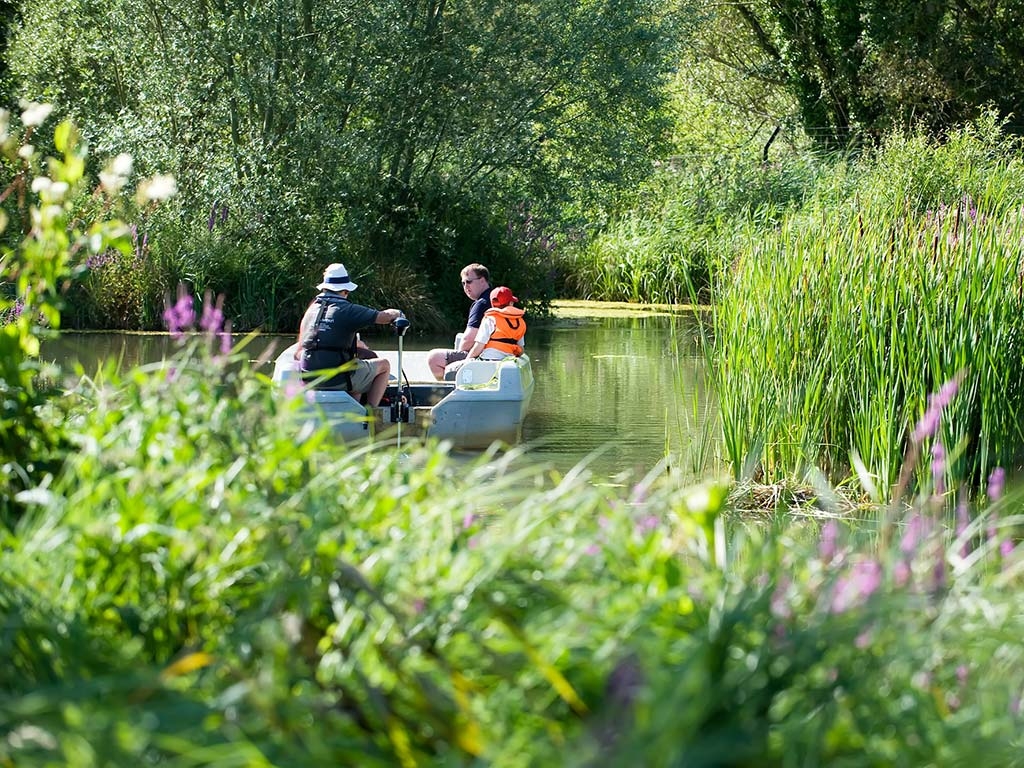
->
xmin=53 ymin=120 xmax=73 ymax=155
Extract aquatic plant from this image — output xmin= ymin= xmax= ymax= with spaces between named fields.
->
xmin=708 ymin=122 xmax=1024 ymax=496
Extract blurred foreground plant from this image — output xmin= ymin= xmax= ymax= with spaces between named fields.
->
xmin=0 ymin=102 xmax=139 ymax=524
xmin=2 ymin=348 xmax=1024 ymax=766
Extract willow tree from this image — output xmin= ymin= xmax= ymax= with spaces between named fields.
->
xmin=7 ymin=0 xmax=690 ymax=326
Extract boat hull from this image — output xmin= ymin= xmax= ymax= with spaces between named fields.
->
xmin=271 ymin=343 xmax=534 ymax=449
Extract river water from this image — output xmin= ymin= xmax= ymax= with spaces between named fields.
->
xmin=44 ymin=309 xmax=717 ymax=482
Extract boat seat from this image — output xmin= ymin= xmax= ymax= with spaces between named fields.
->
xmin=456 ymin=360 xmax=501 ymax=389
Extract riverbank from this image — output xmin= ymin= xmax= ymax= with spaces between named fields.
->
xmin=549 ymin=299 xmax=705 ymax=319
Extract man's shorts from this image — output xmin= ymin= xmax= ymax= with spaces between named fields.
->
xmin=443 ymin=350 xmax=469 ymax=381
xmin=348 ymin=359 xmax=378 ymax=393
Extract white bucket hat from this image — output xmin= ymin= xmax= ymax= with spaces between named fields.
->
xmin=317 ymin=263 xmax=358 ymax=292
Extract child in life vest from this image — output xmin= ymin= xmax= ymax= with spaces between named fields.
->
xmin=467 ymin=286 xmax=526 ymax=360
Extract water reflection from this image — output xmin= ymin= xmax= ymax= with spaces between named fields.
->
xmin=45 ymin=316 xmax=717 ymax=481
xmin=521 ymin=315 xmax=716 ymax=480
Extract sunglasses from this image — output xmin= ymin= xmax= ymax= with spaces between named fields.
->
xmin=461 ymin=276 xmax=481 ymax=285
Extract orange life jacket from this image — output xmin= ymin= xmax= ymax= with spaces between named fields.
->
xmin=482 ymin=306 xmax=526 ymax=356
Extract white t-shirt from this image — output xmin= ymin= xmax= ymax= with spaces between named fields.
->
xmin=474 ymin=315 xmax=525 ymax=359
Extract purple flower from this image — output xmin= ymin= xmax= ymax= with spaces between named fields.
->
xmin=2 ymin=297 xmax=25 ymax=325
xmin=912 ymin=408 xmax=940 ymax=443
xmin=893 ymin=559 xmax=911 ymax=587
xmin=819 ymin=519 xmax=839 ymax=562
xmin=900 ymin=513 xmax=931 ymax=557
xmin=85 ymin=251 xmax=113 ymax=270
xmin=831 ymin=559 xmax=882 ymax=613
xmin=931 ymin=442 xmax=946 ymax=494
xmin=585 ymin=543 xmax=601 ymax=556
xmin=770 ymin=581 xmax=792 ymax=620
xmin=935 ymin=379 xmax=959 ymax=408
xmin=163 ymin=292 xmax=195 ymax=340
xmin=988 ymin=467 xmax=1006 ymax=502
xmin=200 ymin=302 xmax=224 ymax=335
xmin=634 ymin=514 xmax=659 ymax=535
xmin=956 ymin=664 xmax=969 ymax=686
xmin=462 ymin=512 xmax=476 ymax=530
xmin=912 ymin=375 xmax=962 ymax=443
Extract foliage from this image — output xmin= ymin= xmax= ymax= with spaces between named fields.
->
xmin=706 ymin=119 xmax=1024 ymax=494
xmin=0 ymin=103 xmax=136 ymax=522
xmin=1 ymin=107 xmax=1023 ymax=761
xmin=705 ymin=0 xmax=1024 ymax=148
xmin=6 ymin=0 xmax=689 ymax=331
xmin=558 ymin=144 xmax=825 ymax=303
xmin=2 ymin=321 xmax=1024 ymax=762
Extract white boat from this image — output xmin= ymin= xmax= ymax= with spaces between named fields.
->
xmin=271 ymin=340 xmax=535 ymax=449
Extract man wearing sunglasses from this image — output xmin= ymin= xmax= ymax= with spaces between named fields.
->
xmin=427 ymin=263 xmax=492 ymax=379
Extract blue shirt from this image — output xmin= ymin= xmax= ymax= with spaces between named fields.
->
xmin=467 ymin=294 xmax=492 ymax=329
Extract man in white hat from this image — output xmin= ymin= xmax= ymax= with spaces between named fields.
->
xmin=294 ymin=263 xmax=404 ymax=407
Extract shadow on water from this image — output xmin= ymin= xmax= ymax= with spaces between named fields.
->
xmin=45 ymin=314 xmax=718 ymax=482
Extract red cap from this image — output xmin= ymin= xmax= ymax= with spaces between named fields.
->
xmin=490 ymin=286 xmax=519 ymax=307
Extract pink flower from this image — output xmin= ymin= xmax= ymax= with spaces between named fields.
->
xmin=988 ymin=467 xmax=1006 ymax=502
xmin=819 ymin=520 xmax=839 ymax=562
xmin=634 ymin=514 xmax=659 ymax=535
xmin=900 ymin=513 xmax=931 ymax=557
xmin=831 ymin=559 xmax=882 ymax=614
xmin=955 ymin=499 xmax=971 ymax=559
xmin=893 ymin=559 xmax=911 ymax=588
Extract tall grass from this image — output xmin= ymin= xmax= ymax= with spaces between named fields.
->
xmin=559 ymin=151 xmax=825 ymax=304
xmin=709 ymin=119 xmax=1024 ymax=495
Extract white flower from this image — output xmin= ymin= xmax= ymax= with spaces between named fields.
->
xmin=111 ymin=153 xmax=133 ymax=176
xmin=100 ymin=153 xmax=134 ymax=193
xmin=18 ymin=144 xmax=34 ymax=159
xmin=31 ymin=177 xmax=52 ymax=194
xmin=19 ymin=100 xmax=53 ymax=128
xmin=0 ymin=109 xmax=9 ymax=143
xmin=138 ymin=173 xmax=177 ymax=202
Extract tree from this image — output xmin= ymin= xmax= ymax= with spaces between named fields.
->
xmin=6 ymin=0 xmax=690 ymax=328
xmin=699 ymin=0 xmax=1024 ymax=148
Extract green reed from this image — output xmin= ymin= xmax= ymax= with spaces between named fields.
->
xmin=711 ymin=180 xmax=1024 ymax=494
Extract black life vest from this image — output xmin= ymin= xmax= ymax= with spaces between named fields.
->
xmin=299 ymin=293 xmax=359 ymax=390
